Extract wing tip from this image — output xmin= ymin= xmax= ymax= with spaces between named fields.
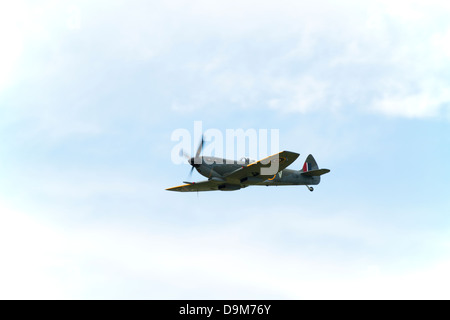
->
xmin=165 ymin=184 xmax=190 ymax=191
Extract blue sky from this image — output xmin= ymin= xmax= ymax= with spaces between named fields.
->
xmin=1 ymin=0 xmax=450 ymax=299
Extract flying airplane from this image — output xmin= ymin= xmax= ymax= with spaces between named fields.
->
xmin=166 ymin=137 xmax=330 ymax=192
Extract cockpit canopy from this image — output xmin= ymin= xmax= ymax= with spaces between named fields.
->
xmin=239 ymin=157 xmax=254 ymax=165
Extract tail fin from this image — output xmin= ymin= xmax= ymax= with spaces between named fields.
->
xmin=302 ymin=154 xmax=319 ymax=172
xmin=301 ymin=154 xmax=330 ymax=177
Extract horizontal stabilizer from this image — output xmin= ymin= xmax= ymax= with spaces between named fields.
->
xmin=301 ymin=168 xmax=330 ymax=177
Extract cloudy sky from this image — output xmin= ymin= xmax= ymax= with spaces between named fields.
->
xmin=1 ymin=0 xmax=450 ymax=299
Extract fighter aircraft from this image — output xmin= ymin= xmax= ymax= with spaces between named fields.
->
xmin=166 ymin=136 xmax=330 ymax=192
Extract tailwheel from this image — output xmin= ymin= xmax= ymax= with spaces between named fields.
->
xmin=306 ymin=185 xmax=314 ymax=192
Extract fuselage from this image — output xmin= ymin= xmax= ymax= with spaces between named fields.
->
xmin=193 ymin=156 xmax=320 ymax=187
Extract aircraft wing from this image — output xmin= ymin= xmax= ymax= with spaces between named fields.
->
xmin=224 ymin=151 xmax=300 ymax=183
xmin=166 ymin=180 xmax=220 ymax=192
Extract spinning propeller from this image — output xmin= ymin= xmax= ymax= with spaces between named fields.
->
xmin=180 ymin=135 xmax=204 ymax=179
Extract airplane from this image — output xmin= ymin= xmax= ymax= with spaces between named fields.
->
xmin=166 ymin=136 xmax=330 ymax=192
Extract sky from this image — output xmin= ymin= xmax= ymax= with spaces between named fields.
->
xmin=1 ymin=0 xmax=450 ymax=299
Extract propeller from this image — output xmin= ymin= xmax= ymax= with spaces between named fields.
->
xmin=195 ymin=135 xmax=204 ymax=159
xmin=180 ymin=135 xmax=204 ymax=179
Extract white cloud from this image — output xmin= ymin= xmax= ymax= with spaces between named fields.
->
xmin=150 ymin=0 xmax=450 ymax=119
xmin=267 ymin=76 xmax=329 ymax=113
xmin=77 ymin=210 xmax=450 ymax=299
xmin=0 ymin=199 xmax=69 ymax=299
xmin=432 ymin=28 xmax=450 ymax=59
xmin=372 ymin=86 xmax=450 ymax=118
xmin=67 ymin=5 xmax=81 ymax=30
xmin=0 ymin=2 xmax=27 ymax=91
xmin=1 ymin=182 xmax=450 ymax=299
xmin=3 ymin=0 xmax=450 ymax=127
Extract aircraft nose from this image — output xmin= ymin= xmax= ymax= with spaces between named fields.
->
xmin=189 ymin=157 xmax=201 ymax=168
